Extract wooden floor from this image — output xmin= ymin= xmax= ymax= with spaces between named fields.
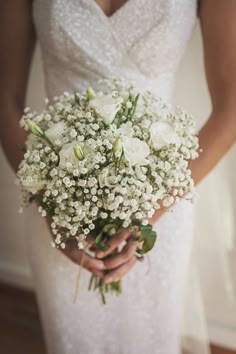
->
xmin=0 ymin=282 xmax=235 ymax=354
xmin=0 ymin=283 xmax=46 ymax=354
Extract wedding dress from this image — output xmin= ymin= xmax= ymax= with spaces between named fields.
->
xmin=27 ymin=1 xmax=201 ymax=353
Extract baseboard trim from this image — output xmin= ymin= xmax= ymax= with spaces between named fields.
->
xmin=0 ymin=262 xmax=33 ymax=290
xmin=208 ymin=321 xmax=236 ymax=351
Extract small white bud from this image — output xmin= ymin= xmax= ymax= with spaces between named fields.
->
xmin=73 ymin=144 xmax=85 ymax=160
xmin=113 ymin=138 xmax=123 ymax=159
xmin=86 ymin=87 xmax=95 ymax=99
xmin=26 ymin=120 xmax=44 ymax=138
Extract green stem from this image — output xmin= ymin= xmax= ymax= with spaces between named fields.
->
xmin=88 ymin=274 xmax=94 ymax=291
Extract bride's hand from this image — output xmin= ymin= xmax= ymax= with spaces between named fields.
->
xmin=95 ymin=229 xmax=139 ymax=285
xmin=95 ymin=209 xmax=165 ymax=284
xmin=46 ymin=217 xmax=105 ymax=278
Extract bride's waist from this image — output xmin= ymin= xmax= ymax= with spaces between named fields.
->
xmin=44 ymin=66 xmax=176 ymax=102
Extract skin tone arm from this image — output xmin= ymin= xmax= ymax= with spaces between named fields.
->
xmin=0 ymin=1 xmax=35 ymax=172
xmin=189 ymin=0 xmax=236 ymax=184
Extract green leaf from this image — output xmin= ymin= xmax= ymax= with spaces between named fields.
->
xmin=129 ymin=93 xmax=140 ymax=120
xmin=28 ymin=194 xmax=38 ymax=203
xmin=95 ymin=232 xmax=108 ymax=250
xmin=95 ymin=232 xmax=103 ymax=246
xmin=136 ymin=223 xmax=157 ymax=255
xmin=74 ymin=93 xmax=80 ymax=105
xmin=88 ymin=274 xmax=95 ymax=291
xmin=103 ymin=223 xmax=117 ymax=233
xmin=17 ymin=143 xmax=26 ymax=153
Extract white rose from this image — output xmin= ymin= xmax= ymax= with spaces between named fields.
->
xmin=90 ymin=95 xmax=122 ymax=125
xmin=135 ymin=97 xmax=146 ymax=118
xmin=122 ymin=137 xmax=150 ymax=166
xmin=117 ymin=122 xmax=134 ymax=137
xmin=98 ymin=167 xmax=118 ymax=188
xmin=45 ymin=122 xmax=66 ymax=143
xmin=150 ymin=121 xmax=181 ymax=150
xmin=59 ymin=142 xmax=79 ymax=169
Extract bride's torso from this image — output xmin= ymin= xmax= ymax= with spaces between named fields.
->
xmin=33 ymin=0 xmax=197 ymax=100
xmin=28 ymin=5 xmax=200 ymax=351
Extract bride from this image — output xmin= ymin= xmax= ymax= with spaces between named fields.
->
xmin=0 ymin=1 xmax=236 ymax=353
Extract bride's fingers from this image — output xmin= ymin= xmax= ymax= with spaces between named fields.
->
xmin=63 ymin=248 xmax=105 ymax=272
xmin=90 ymin=269 xmax=104 ymax=279
xmin=103 ymin=238 xmax=138 ymax=270
xmin=103 ymin=256 xmax=137 ymax=284
xmin=96 ymin=229 xmax=130 ymax=258
xmin=77 ymin=252 xmax=105 ymax=272
xmin=86 ymin=233 xmax=95 ymax=246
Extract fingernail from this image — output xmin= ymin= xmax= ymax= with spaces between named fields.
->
xmin=96 ymin=251 xmax=104 ymax=259
xmin=98 ymin=262 xmax=105 ymax=269
xmin=104 ymin=277 xmax=113 ymax=284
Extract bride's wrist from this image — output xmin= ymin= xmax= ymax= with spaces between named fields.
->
xmin=148 ymin=208 xmax=165 ymax=226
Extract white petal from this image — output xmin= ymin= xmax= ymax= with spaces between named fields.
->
xmin=45 ymin=122 xmax=66 ymax=143
xmin=59 ymin=142 xmax=79 ymax=169
xmin=150 ymin=121 xmax=181 ymax=150
xmin=117 ymin=122 xmax=134 ymax=137
xmin=90 ymin=95 xmax=122 ymax=125
xmin=122 ymin=137 xmax=150 ymax=166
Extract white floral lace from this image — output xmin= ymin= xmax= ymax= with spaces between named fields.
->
xmin=28 ymin=1 xmax=197 ymax=353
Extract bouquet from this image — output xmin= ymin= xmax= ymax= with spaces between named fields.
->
xmin=17 ymin=79 xmax=199 ymax=303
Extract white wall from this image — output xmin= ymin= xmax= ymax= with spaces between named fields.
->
xmin=0 ymin=24 xmax=236 ymax=348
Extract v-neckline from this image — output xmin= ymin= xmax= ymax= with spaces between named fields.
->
xmin=92 ymin=0 xmax=131 ymax=20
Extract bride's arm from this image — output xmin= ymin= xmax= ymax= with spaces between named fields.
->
xmin=100 ymin=0 xmax=236 ymax=284
xmin=0 ymin=1 xmax=106 ymax=277
xmin=0 ymin=1 xmax=36 ymax=172
xmin=189 ymin=0 xmax=236 ymax=184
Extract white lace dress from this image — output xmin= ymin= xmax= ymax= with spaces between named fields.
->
xmin=27 ymin=1 xmax=198 ymax=353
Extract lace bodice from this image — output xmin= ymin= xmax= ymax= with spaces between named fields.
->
xmin=33 ymin=0 xmax=197 ymax=100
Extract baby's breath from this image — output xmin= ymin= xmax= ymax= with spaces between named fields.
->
xmin=16 ymin=79 xmax=199 ymax=249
